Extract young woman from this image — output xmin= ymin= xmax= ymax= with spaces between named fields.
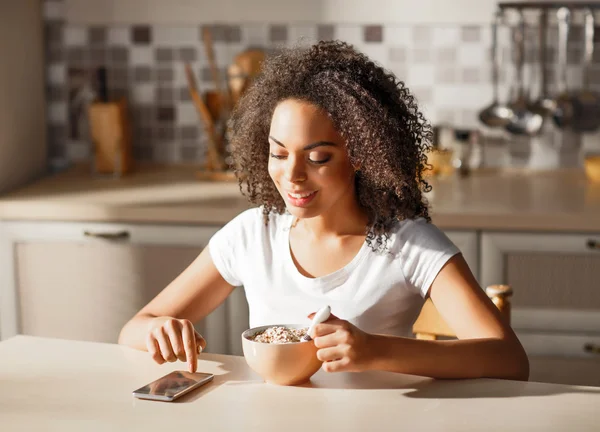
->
xmin=119 ymin=41 xmax=529 ymax=381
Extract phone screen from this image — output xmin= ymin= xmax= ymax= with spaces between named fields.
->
xmin=133 ymin=371 xmax=214 ymax=401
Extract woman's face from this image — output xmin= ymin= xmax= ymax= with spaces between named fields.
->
xmin=268 ymin=99 xmax=356 ymax=220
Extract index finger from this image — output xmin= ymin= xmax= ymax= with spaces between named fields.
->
xmin=313 ymin=321 xmax=345 ymax=337
xmin=181 ymin=321 xmax=198 ymax=373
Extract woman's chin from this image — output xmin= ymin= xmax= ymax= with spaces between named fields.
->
xmin=285 ymin=204 xmax=321 ymax=219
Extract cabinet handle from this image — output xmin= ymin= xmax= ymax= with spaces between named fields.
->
xmin=586 ymin=239 xmax=600 ymax=250
xmin=583 ymin=343 xmax=600 ymax=354
xmin=83 ymin=230 xmax=130 ymax=240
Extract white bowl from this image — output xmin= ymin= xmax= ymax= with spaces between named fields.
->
xmin=241 ymin=324 xmax=322 ymax=386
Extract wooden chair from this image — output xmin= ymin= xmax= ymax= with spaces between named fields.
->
xmin=412 ymin=284 xmax=513 ymax=340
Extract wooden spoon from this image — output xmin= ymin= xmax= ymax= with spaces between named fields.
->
xmin=227 ymin=62 xmax=247 ymax=108
xmin=183 ymin=63 xmax=225 ymax=171
xmin=234 ymin=49 xmax=266 ymax=81
xmin=201 ymin=27 xmax=231 ymax=114
xmin=226 ymin=48 xmax=266 ymax=108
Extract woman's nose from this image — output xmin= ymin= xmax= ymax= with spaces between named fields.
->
xmin=283 ymin=157 xmax=307 ymax=183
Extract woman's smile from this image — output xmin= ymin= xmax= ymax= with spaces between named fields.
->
xmin=286 ymin=190 xmax=318 ymax=207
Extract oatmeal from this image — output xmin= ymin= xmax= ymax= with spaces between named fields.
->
xmin=250 ymin=326 xmax=308 ymax=344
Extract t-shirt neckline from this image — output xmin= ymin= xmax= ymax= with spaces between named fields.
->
xmin=284 ymin=215 xmax=370 ymax=287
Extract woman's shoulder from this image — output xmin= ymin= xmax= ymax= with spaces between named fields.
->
xmin=226 ymin=206 xmax=293 ymax=235
xmin=387 ymin=217 xmax=456 ymax=253
xmin=388 ymin=216 xmax=434 ymax=235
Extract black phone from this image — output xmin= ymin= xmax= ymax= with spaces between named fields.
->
xmin=132 ymin=371 xmax=214 ymax=402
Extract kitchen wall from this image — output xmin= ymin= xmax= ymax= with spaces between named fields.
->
xmin=62 ymin=0 xmax=502 ymax=25
xmin=0 ymin=1 xmax=47 ymax=193
xmin=43 ymin=0 xmax=600 ymax=169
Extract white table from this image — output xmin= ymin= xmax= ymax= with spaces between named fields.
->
xmin=1 ymin=336 xmax=599 ymax=431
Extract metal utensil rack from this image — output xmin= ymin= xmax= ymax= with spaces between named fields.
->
xmin=498 ymin=2 xmax=600 ymax=11
xmin=498 ymin=2 xmax=600 ymax=9
xmin=483 ymin=2 xmax=600 ymax=145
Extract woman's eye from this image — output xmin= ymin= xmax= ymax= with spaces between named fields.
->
xmin=269 ymin=153 xmax=287 ymax=160
xmin=308 ymin=153 xmax=331 ymax=164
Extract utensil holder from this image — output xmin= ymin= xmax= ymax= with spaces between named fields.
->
xmin=88 ymin=98 xmax=133 ymax=176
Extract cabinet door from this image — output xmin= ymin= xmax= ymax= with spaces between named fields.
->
xmin=481 ymin=231 xmax=600 ymax=360
xmin=529 ymin=355 xmax=600 ymax=387
xmin=0 ymin=221 xmax=244 ymax=354
xmin=444 ymin=230 xmax=479 ymax=280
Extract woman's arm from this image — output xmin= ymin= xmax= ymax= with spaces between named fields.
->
xmin=118 ymin=246 xmax=235 ymax=352
xmin=376 ymin=253 xmax=529 ymax=380
xmin=313 ymin=254 xmax=530 ymax=381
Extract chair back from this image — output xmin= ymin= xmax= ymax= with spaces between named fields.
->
xmin=412 ymin=285 xmax=513 ymax=340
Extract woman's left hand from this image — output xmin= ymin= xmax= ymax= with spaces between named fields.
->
xmin=308 ymin=312 xmax=375 ymax=373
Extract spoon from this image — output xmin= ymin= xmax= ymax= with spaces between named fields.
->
xmin=553 ymin=7 xmax=573 ymax=129
xmin=478 ymin=9 xmax=514 ymax=128
xmin=529 ymin=9 xmax=556 ymax=119
xmin=301 ymin=305 xmax=331 ymax=342
xmin=505 ymin=9 xmax=544 ymax=136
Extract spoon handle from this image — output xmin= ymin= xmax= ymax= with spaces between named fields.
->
xmin=538 ymin=9 xmax=549 ymax=98
xmin=556 ymin=7 xmax=570 ymax=95
xmin=513 ymin=10 xmax=526 ymax=100
xmin=305 ymin=305 xmax=331 ymax=339
xmin=583 ymin=8 xmax=594 ymax=90
xmin=491 ymin=9 xmax=503 ymax=103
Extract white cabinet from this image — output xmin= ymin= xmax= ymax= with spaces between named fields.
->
xmin=0 ymin=221 xmax=249 ymax=355
xmin=3 ymin=219 xmax=599 ymax=383
xmin=481 ymin=233 xmax=600 ymax=360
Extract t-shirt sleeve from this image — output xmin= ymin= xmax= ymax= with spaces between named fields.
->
xmin=208 ymin=208 xmax=259 ymax=287
xmin=396 ymin=218 xmax=461 ymax=298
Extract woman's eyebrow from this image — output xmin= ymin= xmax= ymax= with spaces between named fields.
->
xmin=268 ymin=136 xmax=337 ymax=150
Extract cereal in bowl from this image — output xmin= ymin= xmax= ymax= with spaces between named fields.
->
xmin=250 ymin=326 xmax=308 ymax=344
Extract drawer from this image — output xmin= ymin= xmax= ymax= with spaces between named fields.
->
xmin=516 ymin=330 xmax=600 ymax=358
xmin=529 ymin=355 xmax=600 ymax=387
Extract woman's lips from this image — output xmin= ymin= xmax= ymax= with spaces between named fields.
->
xmin=286 ymin=190 xmax=317 ymax=207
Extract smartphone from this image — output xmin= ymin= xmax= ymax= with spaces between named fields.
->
xmin=132 ymin=371 xmax=214 ymax=402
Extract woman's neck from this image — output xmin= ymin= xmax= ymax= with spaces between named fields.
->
xmin=294 ymin=196 xmax=368 ymax=239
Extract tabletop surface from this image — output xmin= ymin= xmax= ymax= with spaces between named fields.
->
xmin=1 ymin=336 xmax=600 ymax=431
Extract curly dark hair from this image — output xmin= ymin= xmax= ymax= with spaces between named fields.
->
xmin=228 ymin=40 xmax=433 ymax=251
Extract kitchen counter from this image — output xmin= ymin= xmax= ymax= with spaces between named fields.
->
xmin=2 ymin=335 xmax=599 ymax=432
xmin=1 ymin=164 xmax=599 ymax=231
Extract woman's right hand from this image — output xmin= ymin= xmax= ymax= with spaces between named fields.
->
xmin=146 ymin=317 xmax=207 ymax=373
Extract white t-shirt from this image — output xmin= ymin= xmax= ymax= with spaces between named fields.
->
xmin=209 ymin=207 xmax=460 ymax=337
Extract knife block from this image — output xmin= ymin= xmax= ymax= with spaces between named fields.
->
xmin=88 ymin=98 xmax=133 ymax=176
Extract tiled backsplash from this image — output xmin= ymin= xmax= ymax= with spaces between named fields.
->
xmin=44 ymin=0 xmax=600 ymax=168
